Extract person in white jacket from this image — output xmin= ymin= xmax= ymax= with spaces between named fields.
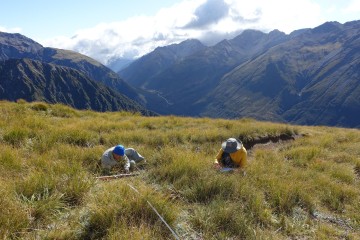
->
xmin=101 ymin=145 xmax=145 ymax=174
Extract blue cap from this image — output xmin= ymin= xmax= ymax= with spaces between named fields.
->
xmin=113 ymin=145 xmax=125 ymax=156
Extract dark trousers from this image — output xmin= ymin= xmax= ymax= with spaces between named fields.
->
xmin=221 ymin=152 xmax=235 ymax=168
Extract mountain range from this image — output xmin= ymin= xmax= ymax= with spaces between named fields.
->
xmin=1 ymin=20 xmax=359 ymax=127
xmin=0 ymin=32 xmax=159 ymax=115
xmin=118 ymin=20 xmax=360 ymax=127
xmin=0 ymin=58 xmax=151 ymax=113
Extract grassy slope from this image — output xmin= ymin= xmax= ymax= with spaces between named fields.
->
xmin=0 ymin=100 xmax=359 ymax=239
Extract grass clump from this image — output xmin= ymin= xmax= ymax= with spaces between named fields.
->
xmin=77 ymin=180 xmax=179 ymax=240
xmin=0 ymin=145 xmax=23 ymax=174
xmin=191 ymin=200 xmax=254 ymax=239
xmin=30 ymin=101 xmax=49 ymax=112
xmin=3 ymin=127 xmax=30 ymax=147
xmin=0 ymin=182 xmax=30 ymax=239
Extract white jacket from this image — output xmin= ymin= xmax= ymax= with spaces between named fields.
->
xmin=101 ymin=146 xmax=130 ymax=171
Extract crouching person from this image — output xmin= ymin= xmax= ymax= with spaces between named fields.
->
xmin=214 ymin=138 xmax=247 ymax=174
xmin=101 ymin=144 xmax=145 ymax=174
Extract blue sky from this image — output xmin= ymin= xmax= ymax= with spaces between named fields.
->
xmin=1 ymin=0 xmax=359 ymax=64
xmin=1 ymin=0 xmax=181 ymax=39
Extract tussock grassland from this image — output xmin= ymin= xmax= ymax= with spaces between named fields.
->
xmin=0 ymin=100 xmax=360 ymax=239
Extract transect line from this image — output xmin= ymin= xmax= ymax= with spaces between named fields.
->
xmin=95 ymin=173 xmax=140 ymax=180
xmin=127 ymin=184 xmax=180 ymax=240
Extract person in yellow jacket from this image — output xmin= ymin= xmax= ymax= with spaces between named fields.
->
xmin=214 ymin=138 xmax=247 ymax=172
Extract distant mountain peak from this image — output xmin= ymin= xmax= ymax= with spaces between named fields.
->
xmin=233 ymin=29 xmax=265 ymax=40
xmin=344 ymin=20 xmax=360 ymax=27
xmin=154 ymin=39 xmax=205 ymax=56
xmin=0 ymin=31 xmax=43 ymax=53
xmin=119 ymin=38 xmax=207 ymax=88
xmin=268 ymin=29 xmax=286 ymax=37
xmin=311 ymin=21 xmax=342 ymax=34
xmin=230 ymin=29 xmax=267 ymax=47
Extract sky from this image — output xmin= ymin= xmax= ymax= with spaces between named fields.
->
xmin=1 ymin=0 xmax=359 ymax=64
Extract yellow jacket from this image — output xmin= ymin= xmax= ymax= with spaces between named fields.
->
xmin=214 ymin=147 xmax=247 ymax=168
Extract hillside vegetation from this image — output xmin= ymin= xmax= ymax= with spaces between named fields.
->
xmin=1 ymin=100 xmax=360 ymax=239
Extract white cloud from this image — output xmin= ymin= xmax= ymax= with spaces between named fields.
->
xmin=342 ymin=0 xmax=360 ymax=20
xmin=344 ymin=0 xmax=360 ymax=12
xmin=0 ymin=26 xmax=22 ymax=33
xmin=42 ymin=0 xmax=357 ymax=65
xmin=183 ymin=0 xmax=230 ymax=29
xmin=44 ymin=0 xmax=201 ymax=63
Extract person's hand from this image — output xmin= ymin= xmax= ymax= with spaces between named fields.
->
xmin=213 ymin=162 xmax=221 ymax=169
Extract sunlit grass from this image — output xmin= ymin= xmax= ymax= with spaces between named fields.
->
xmin=0 ymin=181 xmax=30 ymax=239
xmin=0 ymin=100 xmax=359 ymax=239
xmin=75 ymin=179 xmax=179 ymax=240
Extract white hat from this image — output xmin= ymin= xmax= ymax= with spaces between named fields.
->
xmin=221 ymin=138 xmax=242 ymax=153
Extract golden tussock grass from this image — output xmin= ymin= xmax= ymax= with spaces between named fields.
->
xmin=0 ymin=100 xmax=360 ymax=239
